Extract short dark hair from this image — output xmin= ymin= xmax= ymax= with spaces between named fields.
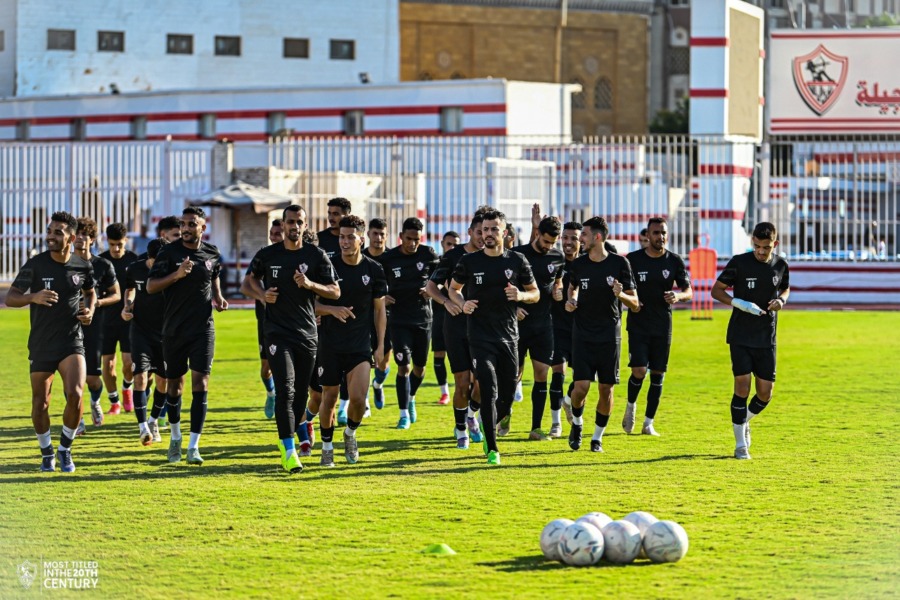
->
xmin=183 ymin=206 xmax=206 ymax=220
xmin=76 ymin=217 xmax=98 ymax=239
xmin=147 ymin=238 xmax=167 ymax=260
xmin=303 ymin=230 xmax=318 ymax=245
xmin=368 ymin=218 xmax=387 ymax=230
xmin=339 ymin=215 xmax=366 ymax=234
xmin=271 ymin=219 xmax=284 ymax=228
xmin=470 ymin=213 xmax=485 ymax=229
xmin=481 ymin=210 xmax=506 ymax=225
xmin=282 ymin=204 xmax=306 ymax=220
xmin=647 ymin=217 xmax=667 ymax=229
xmin=156 ymin=216 xmax=180 ymax=235
xmin=474 ymin=204 xmax=493 ymax=216
xmin=50 ymin=211 xmax=77 ymax=234
xmin=402 ymin=217 xmax=424 ymax=232
xmin=327 ymin=197 xmax=352 ymax=214
xmin=639 ymin=227 xmax=649 ymax=236
xmin=538 ymin=216 xmax=562 ymax=237
xmin=582 ymin=216 xmax=609 ymax=240
xmin=752 ymin=222 xmax=777 ymax=240
xmin=106 ymin=223 xmax=128 ymax=240
xmin=563 ymin=221 xmax=583 ymax=232
xmin=443 ymin=230 xmax=461 ymax=240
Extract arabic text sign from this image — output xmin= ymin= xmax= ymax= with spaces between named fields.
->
xmin=769 ymin=29 xmax=900 ymax=134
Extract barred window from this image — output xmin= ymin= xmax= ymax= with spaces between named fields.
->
xmin=669 ymin=47 xmax=690 ymax=75
xmin=571 ymin=78 xmax=586 ymax=110
xmin=594 ymin=77 xmax=613 ymax=110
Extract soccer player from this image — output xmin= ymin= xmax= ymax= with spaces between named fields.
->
xmin=99 ymin=223 xmax=139 ymax=414
xmin=380 ymin=217 xmax=439 ymax=429
xmin=315 ymin=215 xmax=387 ymax=465
xmin=565 ymin=217 xmax=639 ymax=453
xmin=449 ymin=210 xmax=539 ymax=465
xmin=426 ymin=214 xmax=486 ymax=449
xmin=242 ymin=204 xmax=339 ymax=473
xmin=432 ymin=230 xmax=460 ymax=405
xmin=73 ymin=217 xmax=120 ymax=434
xmin=363 ymin=218 xmax=392 ymax=409
xmin=317 ymin=197 xmax=352 ymax=262
xmin=549 ymin=221 xmax=582 ymax=437
xmin=122 ymin=238 xmax=169 ymax=446
xmin=638 ymin=228 xmax=650 ymax=250
xmin=512 ymin=216 xmax=565 ymax=441
xmin=623 ymin=217 xmax=692 ymax=437
xmin=256 ymin=219 xmax=284 ymax=418
xmin=711 ymin=222 xmax=790 ymax=460
xmin=7 ymin=211 xmax=97 ymax=472
xmin=148 ymin=206 xmax=228 ymax=465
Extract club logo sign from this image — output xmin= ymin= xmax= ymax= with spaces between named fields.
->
xmin=792 ymin=44 xmax=848 ymax=116
xmin=205 ymin=259 xmax=213 ymax=271
xmin=547 ymin=264 xmax=556 ymax=273
xmin=504 ymin=269 xmax=513 ymax=279
xmin=773 ymin=276 xmax=779 ymax=285
xmin=362 ymin=275 xmax=370 ymax=285
xmin=71 ymin=274 xmax=81 ymax=285
xmin=606 ymin=276 xmax=615 ymax=286
xmin=662 ymin=269 xmax=670 ymax=279
xmin=269 ymin=344 xmax=277 ymax=355
xmin=298 ymin=263 xmax=308 ymax=274
xmin=416 ymin=262 xmax=424 ymax=271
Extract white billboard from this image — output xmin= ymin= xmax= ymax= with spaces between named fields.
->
xmin=768 ymin=29 xmax=900 ymax=134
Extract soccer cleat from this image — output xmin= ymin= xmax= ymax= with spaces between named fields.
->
xmin=562 ymin=398 xmax=574 ymax=425
xmin=337 ymin=407 xmax=348 ymax=426
xmin=40 ymin=449 xmax=56 ymax=472
xmin=264 ymin=394 xmax=276 ymax=419
xmin=149 ymin=419 xmax=162 ymax=443
xmin=320 ymin=448 xmax=335 ymax=467
xmin=363 ymin=405 xmax=372 ymax=419
xmin=513 ymin=382 xmax=523 ymax=402
xmin=158 ymin=416 xmax=168 ymax=430
xmin=528 ymin=428 xmax=550 ymax=441
xmin=75 ymin=419 xmax=86 ymax=437
xmin=168 ymin=437 xmax=183 ymax=463
xmin=396 ymin=416 xmax=411 ymax=430
xmin=487 ymin=450 xmax=501 ymax=465
xmin=343 ymin=431 xmax=359 ymax=464
xmin=467 ymin=416 xmax=483 ymax=443
xmin=744 ymin=422 xmax=751 ymax=449
xmin=734 ymin=446 xmax=751 ymax=460
xmin=140 ymin=430 xmax=153 ymax=446
xmin=56 ymin=447 xmax=76 ymax=473
xmin=568 ymin=424 xmax=583 ymax=451
xmin=299 ymin=441 xmax=312 ymax=458
xmin=455 ymin=432 xmax=470 ymax=450
xmin=106 ymin=402 xmax=122 ymax=416
xmin=641 ymin=424 xmax=660 ymax=437
xmin=497 ymin=413 xmax=512 ymax=437
xmin=306 ymin=422 xmax=316 ymax=448
xmin=372 ymin=384 xmax=385 ymax=410
xmin=186 ymin=448 xmax=204 ymax=465
xmin=622 ymin=402 xmax=636 ymax=434
xmin=438 ymin=393 xmax=450 ymax=405
xmin=90 ymin=402 xmax=104 ymax=426
xmin=590 ymin=439 xmax=604 ymax=453
xmin=408 ymin=399 xmax=418 ymax=423
xmin=276 ymin=439 xmax=287 ymax=462
xmin=548 ymin=422 xmax=563 ymax=438
xmin=282 ymin=450 xmax=303 ymax=474
xmin=122 ymin=389 xmax=134 ymax=412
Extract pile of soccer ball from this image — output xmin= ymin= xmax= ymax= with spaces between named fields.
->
xmin=540 ymin=511 xmax=688 ymax=566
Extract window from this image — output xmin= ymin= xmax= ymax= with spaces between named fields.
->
xmin=131 ymin=116 xmax=147 ymax=140
xmin=215 ymin=36 xmax=241 ymax=56
xmin=47 ymin=29 xmax=75 ymax=51
xmin=16 ymin=120 xmax=30 ymax=141
xmin=199 ymin=113 xmax=216 ymax=139
xmin=0 ymin=31 xmax=4 ymax=52
xmin=283 ymin=38 xmax=309 ymax=59
xmin=98 ymin=31 xmax=124 ymax=52
xmin=330 ymin=39 xmax=355 ymax=60
xmin=440 ymin=107 xmax=464 ymax=133
xmin=669 ymin=0 xmax=689 ymax=5
xmin=669 ymin=47 xmax=690 ymax=75
xmin=343 ymin=110 xmax=364 ymax=136
xmin=571 ymin=78 xmax=586 ymax=110
xmin=71 ymin=118 xmax=87 ymax=141
xmin=267 ymin=112 xmax=286 ymax=136
xmin=594 ymin=78 xmax=613 ymax=110
xmin=167 ymin=34 xmax=193 ymax=55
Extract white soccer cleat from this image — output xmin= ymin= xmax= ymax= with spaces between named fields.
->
xmin=641 ymin=424 xmax=660 ymax=437
xmin=734 ymin=446 xmax=751 ymax=460
xmin=622 ymin=402 xmax=636 ymax=434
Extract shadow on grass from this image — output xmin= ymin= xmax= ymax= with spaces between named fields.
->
xmin=479 ymin=555 xmax=657 ymax=572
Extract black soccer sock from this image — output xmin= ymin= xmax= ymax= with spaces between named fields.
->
xmin=166 ymin=394 xmax=183 ymax=424
xmin=339 ymin=377 xmax=348 ymax=401
xmin=59 ymin=428 xmax=75 ymax=450
xmin=627 ymin=374 xmax=644 ymax=404
xmin=151 ymin=390 xmax=167 ymax=419
xmin=346 ymin=418 xmax=361 ymax=431
xmin=434 ymin=357 xmax=448 ymax=387
xmin=396 ymin=374 xmax=410 ymax=410
xmin=159 ymin=402 xmax=168 ymax=419
xmin=549 ymin=372 xmax=564 ymax=410
xmin=190 ymin=391 xmax=208 ymax=434
xmin=566 ymin=381 xmax=575 ymax=398
xmin=531 ymin=381 xmax=548 ymax=431
xmin=730 ymin=394 xmax=748 ymax=424
xmin=123 ymin=379 xmax=133 ymax=390
xmin=321 ymin=426 xmax=334 ymax=444
xmin=748 ymin=395 xmax=769 ymax=418
xmin=480 ymin=403 xmax=499 ymax=453
xmin=595 ymin=411 xmax=611 ymax=427
xmin=572 ymin=404 xmax=585 ymax=418
xmin=108 ymin=391 xmax=120 ymax=405
xmin=133 ymin=389 xmax=148 ymax=424
xmin=646 ymin=373 xmax=665 ymax=419
xmin=454 ymin=407 xmax=467 ymax=432
xmin=409 ymin=373 xmax=424 ymax=398
xmin=468 ymin=398 xmax=481 ymax=412
xmin=89 ymin=386 xmax=103 ymax=404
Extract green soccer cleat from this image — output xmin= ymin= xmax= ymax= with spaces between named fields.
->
xmin=528 ymin=428 xmax=550 ymax=441
xmin=498 ymin=412 xmax=512 ymax=437
xmin=282 ymin=450 xmax=303 ymax=474
xmin=487 ymin=450 xmax=501 ymax=465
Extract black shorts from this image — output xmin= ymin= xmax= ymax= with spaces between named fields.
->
xmin=443 ymin=316 xmax=472 ymax=374
xmin=318 ymin=343 xmax=371 ymax=387
xmin=390 ymin=323 xmax=431 ymax=367
xmin=83 ymin=321 xmax=103 ymax=377
xmin=518 ymin=326 xmax=554 ymax=368
xmin=627 ymin=332 xmax=672 ymax=372
xmin=163 ymin=328 xmax=215 ymax=378
xmin=131 ymin=324 xmax=164 ymax=376
xmin=257 ymin=316 xmax=267 ymax=360
xmin=30 ymin=344 xmax=84 ymax=374
xmin=551 ymin=326 xmax=573 ymax=367
xmin=572 ymin=339 xmax=620 ymax=385
xmin=730 ymin=345 xmax=777 ymax=382
xmin=371 ymin=317 xmax=392 ymax=355
xmin=432 ymin=304 xmax=446 ymax=352
xmin=101 ymin=315 xmax=131 ymax=355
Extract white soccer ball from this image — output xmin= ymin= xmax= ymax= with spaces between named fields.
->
xmin=576 ymin=511 xmax=612 ymax=532
xmin=623 ymin=511 xmax=659 ymax=558
xmin=601 ymin=520 xmax=643 ymax=564
xmin=642 ymin=520 xmax=689 ymax=563
xmin=540 ymin=518 xmax=574 ymax=561
xmin=557 ymin=522 xmax=605 ymax=567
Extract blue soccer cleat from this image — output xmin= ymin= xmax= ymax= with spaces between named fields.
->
xmin=56 ymin=447 xmax=76 ymax=473
xmin=408 ymin=399 xmax=417 ymax=423
xmin=396 ymin=416 xmax=411 ymax=430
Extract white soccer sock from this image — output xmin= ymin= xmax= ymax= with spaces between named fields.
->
xmin=188 ymin=432 xmax=201 ymax=449
xmin=344 ymin=427 xmax=356 ymax=438
xmin=323 ymin=441 xmax=334 ymax=451
xmin=339 ymin=399 xmax=349 ymax=412
xmin=563 ymin=395 xmax=572 ymax=406
xmin=643 ymin=417 xmax=654 ymax=428
xmin=747 ymin=410 xmax=759 ymax=422
xmin=467 ymin=407 xmax=477 ymax=419
xmin=440 ymin=383 xmax=449 ymax=395
xmin=573 ymin=415 xmax=583 ymax=426
xmin=148 ymin=416 xmax=157 ymax=425
xmin=61 ymin=425 xmax=77 ymax=444
xmin=400 ymin=409 xmax=410 ymax=418
xmin=170 ymin=422 xmax=182 ymax=440
xmin=593 ymin=425 xmax=606 ymax=441
xmin=139 ymin=422 xmax=149 ymax=435
xmin=456 ymin=428 xmax=468 ymax=439
xmin=373 ymin=380 xmax=383 ymax=390
xmin=36 ymin=430 xmax=52 ymax=450
xmin=733 ymin=423 xmax=747 ymax=447
xmin=551 ymin=409 xmax=561 ymax=425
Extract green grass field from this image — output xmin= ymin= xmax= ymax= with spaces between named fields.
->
xmin=0 ymin=308 xmax=897 ymax=598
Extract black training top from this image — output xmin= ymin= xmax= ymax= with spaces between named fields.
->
xmin=247 ymin=242 xmax=336 ymax=343
xmin=319 ymin=255 xmax=388 ymax=350
xmin=12 ymin=251 xmax=96 ymax=358
xmin=125 ymin=259 xmax=165 ymax=340
xmin=316 ymin=228 xmax=341 ymax=262
xmin=148 ymin=240 xmax=222 ymax=337
xmin=716 ymin=252 xmax=790 ymax=348
xmin=88 ymin=255 xmax=117 ymax=329
xmin=626 ymin=249 xmax=690 ymax=338
xmin=98 ymin=249 xmax=138 ymax=316
xmin=568 ymin=252 xmax=636 ymax=344
xmin=551 ymin=257 xmax=577 ymax=334
xmin=512 ymin=243 xmax=564 ymax=333
xmin=430 ymin=244 xmax=471 ymax=325
xmin=380 ymin=245 xmax=439 ymax=327
xmin=452 ymin=249 xmax=535 ymax=344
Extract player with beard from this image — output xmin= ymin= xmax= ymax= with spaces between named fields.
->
xmin=362 ymin=218 xmax=393 ymax=410
xmin=432 ymin=230 xmax=460 ymax=405
xmin=256 ymin=219 xmax=284 ymax=419
xmin=243 ymin=205 xmax=339 ymax=473
xmin=315 ymin=215 xmax=387 ymax=465
xmin=380 ymin=217 xmax=439 ymax=429
xmin=7 ymin=211 xmax=97 ymax=472
xmin=426 ymin=213 xmax=486 ymax=449
xmin=317 ymin=197 xmax=352 ymax=262
xmin=73 ymin=218 xmax=120 ymax=435
xmin=550 ymin=221 xmax=582 ymax=436
xmin=449 ymin=210 xmax=539 ymax=465
xmin=565 ymin=217 xmax=639 ymax=454
xmin=148 ymin=207 xmax=228 ymax=465
xmin=623 ymin=217 xmax=691 ymax=437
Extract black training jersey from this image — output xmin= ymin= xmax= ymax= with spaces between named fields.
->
xmin=316 ymin=229 xmax=341 ymax=262
xmin=569 ymin=253 xmax=636 ymax=343
xmin=717 ymin=252 xmax=790 ymax=348
xmin=381 ymin=245 xmax=439 ymax=327
xmin=551 ymin=257 xmax=577 ymax=333
xmin=247 ymin=242 xmax=336 ymax=343
xmin=452 ymin=250 xmax=535 ymax=344
xmin=98 ymin=249 xmax=138 ymax=315
xmin=430 ymin=244 xmax=471 ymax=324
xmin=512 ymin=243 xmax=564 ymax=332
xmin=90 ymin=255 xmax=118 ymax=302
xmin=12 ymin=251 xmax=95 ymax=358
xmin=126 ymin=259 xmax=165 ymax=339
xmin=626 ymin=249 xmax=690 ymax=337
xmin=319 ymin=255 xmax=387 ymax=350
xmin=148 ymin=240 xmax=222 ymax=337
